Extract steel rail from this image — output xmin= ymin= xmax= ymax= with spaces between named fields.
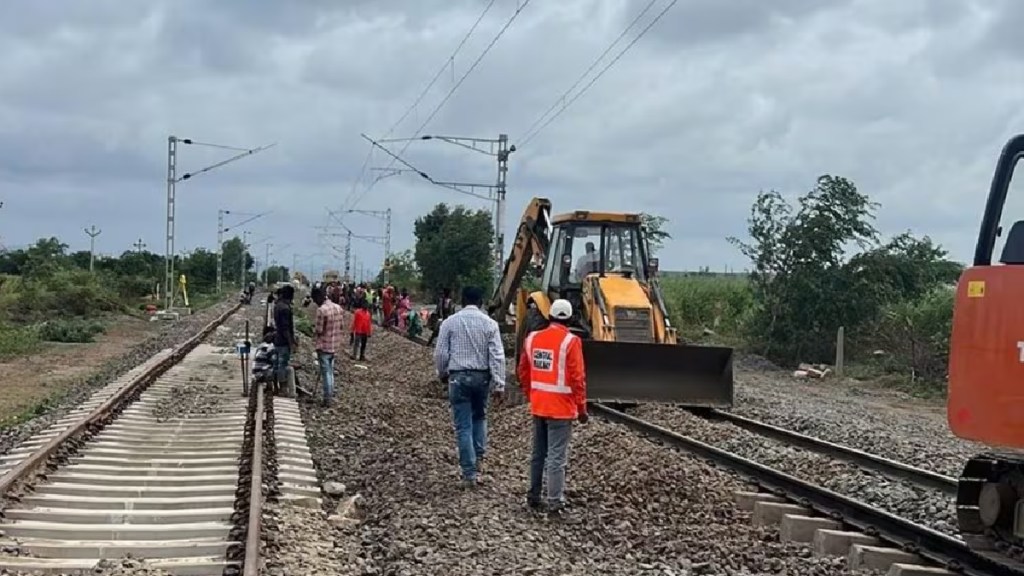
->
xmin=591 ymin=403 xmax=1024 ymax=576
xmin=700 ymin=409 xmax=959 ymax=495
xmin=0 ymin=302 xmax=242 ymax=496
xmin=242 ymin=383 xmax=265 ymax=576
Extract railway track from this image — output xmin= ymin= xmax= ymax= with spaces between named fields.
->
xmin=695 ymin=408 xmax=959 ymax=495
xmin=389 ymin=324 xmax=1020 ymax=575
xmin=591 ymin=403 xmax=1024 ymax=576
xmin=0 ymin=304 xmax=271 ymax=575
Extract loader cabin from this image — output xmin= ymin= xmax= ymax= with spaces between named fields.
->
xmin=544 ymin=210 xmax=656 ymax=284
xmin=535 ymin=210 xmax=661 ymax=335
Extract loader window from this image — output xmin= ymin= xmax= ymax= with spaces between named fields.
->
xmin=569 ymin=226 xmax=603 ymax=282
xmin=602 ymin=225 xmax=646 ymax=282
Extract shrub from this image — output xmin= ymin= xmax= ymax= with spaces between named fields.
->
xmin=38 ymin=319 xmax=107 ymax=343
xmin=868 ymin=287 xmax=954 ymax=384
xmin=0 ymin=323 xmax=40 ymax=358
xmin=295 ymin=314 xmax=314 ymax=338
xmin=661 ymin=275 xmax=754 ymax=337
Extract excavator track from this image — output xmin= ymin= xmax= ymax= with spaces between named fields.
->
xmin=958 ymin=452 xmax=1024 ymax=561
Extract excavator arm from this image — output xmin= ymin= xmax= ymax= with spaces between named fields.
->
xmin=487 ymin=197 xmax=553 ymax=320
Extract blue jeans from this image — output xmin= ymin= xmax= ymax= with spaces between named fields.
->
xmin=448 ymin=370 xmax=491 ymax=481
xmin=317 ymin=351 xmax=335 ymax=403
xmin=273 ymin=345 xmax=291 ymax=384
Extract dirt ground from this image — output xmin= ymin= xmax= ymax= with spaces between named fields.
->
xmin=0 ymin=315 xmax=155 ymax=425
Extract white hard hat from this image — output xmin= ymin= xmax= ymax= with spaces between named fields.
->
xmin=549 ymin=299 xmax=573 ymax=320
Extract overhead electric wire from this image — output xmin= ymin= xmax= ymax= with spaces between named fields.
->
xmin=519 ymin=0 xmax=659 ymax=145
xmin=519 ymin=0 xmax=679 ymax=147
xmin=348 ymin=0 xmax=533 ymax=211
xmin=340 ymin=0 xmax=499 ymax=214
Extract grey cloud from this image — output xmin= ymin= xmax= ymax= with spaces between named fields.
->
xmin=1 ymin=0 xmax=1022 ymax=274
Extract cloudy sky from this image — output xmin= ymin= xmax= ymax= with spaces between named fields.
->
xmin=2 ymin=0 xmax=1023 ymax=277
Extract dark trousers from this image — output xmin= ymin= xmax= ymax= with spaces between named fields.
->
xmin=351 ymin=334 xmax=368 ymax=359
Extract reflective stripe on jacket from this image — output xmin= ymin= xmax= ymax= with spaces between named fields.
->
xmin=516 ymin=323 xmax=587 ymax=419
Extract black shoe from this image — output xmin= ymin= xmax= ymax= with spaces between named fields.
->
xmin=527 ymin=497 xmax=543 ymax=510
xmin=546 ymin=502 xmax=566 ymax=518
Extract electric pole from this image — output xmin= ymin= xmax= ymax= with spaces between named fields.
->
xmin=216 ymin=209 xmax=269 ymax=294
xmin=132 ymin=238 xmax=146 ymax=253
xmin=84 ymin=225 xmax=102 ymax=272
xmin=240 ymin=231 xmax=251 ymax=287
xmin=370 ymin=133 xmax=514 ymax=286
xmin=342 ymin=208 xmax=392 ymax=283
xmin=164 ymin=136 xmax=275 ymax=310
xmin=217 ymin=209 xmax=225 ymax=294
xmin=345 ymin=230 xmax=352 ymax=282
xmin=264 ymin=243 xmax=272 ymax=287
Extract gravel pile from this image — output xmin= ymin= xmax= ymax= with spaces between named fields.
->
xmin=731 ymin=367 xmax=981 ymax=478
xmin=150 ymin=377 xmax=228 ymax=422
xmin=631 ymin=405 xmax=958 ymax=536
xmin=266 ymin=322 xmax=863 ymax=575
xmin=0 ymin=300 xmax=239 ymax=459
xmin=262 ymin=500 xmax=343 ymax=575
xmin=89 ymin=557 xmax=175 ymax=575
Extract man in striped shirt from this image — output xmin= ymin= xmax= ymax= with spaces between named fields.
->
xmin=312 ymin=286 xmax=345 ymax=408
xmin=433 ymin=286 xmax=506 ymax=488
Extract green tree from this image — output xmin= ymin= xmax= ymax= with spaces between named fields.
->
xmin=261 ymin=265 xmax=290 ymax=285
xmin=728 ymin=176 xmax=879 ymax=363
xmin=377 ymin=249 xmax=419 ymax=288
xmin=221 ymin=237 xmax=254 ymax=286
xmin=729 ymin=175 xmax=957 ymax=367
xmin=641 ymin=213 xmax=671 ymax=255
xmin=414 ymin=203 xmax=494 ymax=298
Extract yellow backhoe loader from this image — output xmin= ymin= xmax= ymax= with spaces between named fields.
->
xmin=488 ymin=197 xmax=734 ymax=407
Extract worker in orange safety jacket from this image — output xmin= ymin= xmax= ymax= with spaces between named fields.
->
xmin=516 ymin=298 xmax=588 ymax=515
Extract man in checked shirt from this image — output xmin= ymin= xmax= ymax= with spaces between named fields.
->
xmin=433 ymin=286 xmax=506 ymax=489
xmin=312 ymin=286 xmax=344 ymax=408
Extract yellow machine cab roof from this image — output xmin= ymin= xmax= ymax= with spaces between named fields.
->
xmin=551 ymin=210 xmax=641 ymax=225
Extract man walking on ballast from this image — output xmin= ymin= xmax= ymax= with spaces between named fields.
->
xmin=433 ymin=286 xmax=506 ymax=489
xmin=517 ymin=298 xmax=588 ymax=516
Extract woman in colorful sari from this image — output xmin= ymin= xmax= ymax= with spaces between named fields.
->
xmin=381 ymin=285 xmax=395 ymax=327
xmin=397 ymin=288 xmax=411 ymax=331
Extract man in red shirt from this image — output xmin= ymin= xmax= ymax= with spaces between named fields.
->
xmin=516 ymin=298 xmax=588 ymax=516
xmin=351 ymin=301 xmax=372 ymax=361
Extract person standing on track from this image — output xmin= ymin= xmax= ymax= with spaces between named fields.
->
xmin=517 ymin=298 xmax=588 ymax=516
xmin=272 ymin=285 xmax=298 ymax=397
xmin=312 ymin=286 xmax=344 ymax=407
xmin=433 ymin=286 xmax=506 ymax=489
xmin=351 ymin=300 xmax=372 ymax=361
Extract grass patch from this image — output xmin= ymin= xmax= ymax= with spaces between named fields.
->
xmin=0 ymin=323 xmax=41 ymax=360
xmin=294 ymin=314 xmax=314 ymax=338
xmin=661 ymin=275 xmax=753 ymax=344
xmin=38 ymin=319 xmax=106 ymax=343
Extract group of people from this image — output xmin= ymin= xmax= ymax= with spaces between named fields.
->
xmin=259 ymin=279 xmax=585 ymax=515
xmin=432 ymin=287 xmax=587 ymax=517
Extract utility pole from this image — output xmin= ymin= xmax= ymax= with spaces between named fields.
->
xmin=264 ymin=243 xmax=272 ymax=287
xmin=343 ymin=208 xmax=392 ymax=283
xmin=371 ymin=133 xmax=515 ymax=286
xmin=240 ymin=230 xmax=251 ymax=287
xmin=84 ymin=225 xmax=102 ymax=272
xmin=216 ymin=209 xmax=268 ymax=295
xmin=132 ymin=238 xmax=146 ymax=253
xmin=164 ymin=136 xmax=274 ymax=310
xmin=217 ymin=210 xmax=226 ymax=294
xmin=345 ymin=230 xmax=352 ymax=282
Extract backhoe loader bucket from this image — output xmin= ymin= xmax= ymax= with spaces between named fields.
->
xmin=582 ymin=340 xmax=734 ymax=408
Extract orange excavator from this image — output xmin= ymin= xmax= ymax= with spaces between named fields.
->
xmin=948 ymin=133 xmax=1024 ymax=552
